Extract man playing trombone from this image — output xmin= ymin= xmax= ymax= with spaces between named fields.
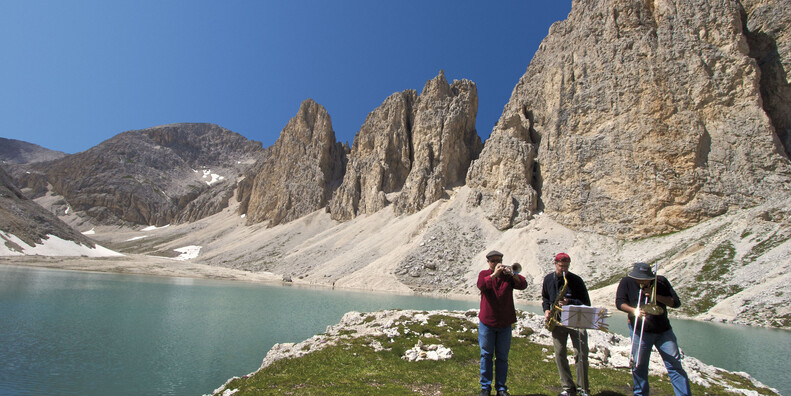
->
xmin=615 ymin=262 xmax=691 ymax=396
xmin=542 ymin=253 xmax=591 ymax=396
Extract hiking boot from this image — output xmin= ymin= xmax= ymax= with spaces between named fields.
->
xmin=496 ymin=390 xmax=511 ymax=396
xmin=479 ymin=389 xmax=491 ymax=396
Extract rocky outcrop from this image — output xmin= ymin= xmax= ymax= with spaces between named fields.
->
xmin=12 ymin=123 xmax=264 ymax=226
xmin=240 ymin=99 xmax=347 ymax=227
xmin=211 ymin=310 xmax=778 ymax=396
xmin=394 ymin=72 xmax=482 ymax=215
xmin=330 ymin=71 xmax=482 ymax=220
xmin=0 ymin=165 xmax=95 ymax=250
xmin=467 ymin=0 xmax=791 ymax=238
xmin=465 ymin=108 xmax=540 ymax=230
xmin=328 ymin=90 xmax=416 ymax=221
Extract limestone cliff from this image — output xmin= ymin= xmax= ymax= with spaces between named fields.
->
xmin=468 ymin=0 xmax=791 ymax=238
xmin=330 ymin=71 xmax=482 ymax=220
xmin=742 ymin=0 xmax=791 ymax=157
xmin=240 ymin=99 xmax=347 ymax=227
xmin=328 ymin=90 xmax=416 ymax=221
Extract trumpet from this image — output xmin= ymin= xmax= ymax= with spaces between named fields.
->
xmin=502 ymin=262 xmax=522 ymax=276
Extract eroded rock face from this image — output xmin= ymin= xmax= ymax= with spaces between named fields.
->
xmin=742 ymin=0 xmax=791 ymax=158
xmin=468 ymin=0 xmax=791 ymax=238
xmin=330 ymin=71 xmax=482 ymax=220
xmin=394 ymin=72 xmax=482 ymax=215
xmin=12 ymin=123 xmax=264 ymax=226
xmin=0 ymin=165 xmax=95 ymax=248
xmin=241 ymin=99 xmax=347 ymax=227
xmin=329 ymin=91 xmax=416 ymax=221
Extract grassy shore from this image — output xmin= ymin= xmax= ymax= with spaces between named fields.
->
xmin=213 ymin=311 xmax=776 ymax=395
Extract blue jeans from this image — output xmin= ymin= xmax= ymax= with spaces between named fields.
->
xmin=629 ymin=325 xmax=691 ymax=396
xmin=478 ymin=322 xmax=512 ymax=392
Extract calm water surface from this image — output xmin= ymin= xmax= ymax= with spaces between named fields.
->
xmin=1 ymin=265 xmax=789 ymax=395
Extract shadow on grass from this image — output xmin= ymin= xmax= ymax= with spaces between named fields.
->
xmin=498 ymin=393 xmax=628 ymax=396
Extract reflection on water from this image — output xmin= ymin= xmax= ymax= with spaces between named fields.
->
xmin=1 ymin=265 xmax=789 ymax=395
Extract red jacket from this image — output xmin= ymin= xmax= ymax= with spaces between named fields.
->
xmin=477 ymin=269 xmax=527 ymax=328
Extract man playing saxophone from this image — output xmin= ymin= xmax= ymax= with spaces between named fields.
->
xmin=541 ymin=253 xmax=591 ymax=396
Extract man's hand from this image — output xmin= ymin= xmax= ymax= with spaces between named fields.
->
xmin=493 ymin=264 xmax=505 ymax=278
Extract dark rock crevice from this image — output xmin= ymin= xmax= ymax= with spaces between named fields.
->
xmin=740 ymin=3 xmax=791 ymax=158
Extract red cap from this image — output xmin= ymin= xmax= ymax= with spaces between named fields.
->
xmin=555 ymin=253 xmax=571 ymax=262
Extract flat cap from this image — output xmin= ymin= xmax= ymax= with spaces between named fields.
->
xmin=485 ymin=250 xmax=504 ymax=258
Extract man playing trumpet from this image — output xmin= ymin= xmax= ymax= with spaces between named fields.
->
xmin=541 ymin=253 xmax=591 ymax=396
xmin=477 ymin=250 xmax=527 ymax=396
xmin=615 ymin=262 xmax=691 ymax=396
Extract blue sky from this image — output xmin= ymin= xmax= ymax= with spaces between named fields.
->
xmin=1 ymin=1 xmax=571 ymax=154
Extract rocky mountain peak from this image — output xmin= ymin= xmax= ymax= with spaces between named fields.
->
xmin=467 ymin=0 xmax=791 ymax=238
xmin=0 ymin=137 xmax=68 ymax=164
xmin=11 ymin=123 xmax=265 ymax=227
xmin=329 ymin=71 xmax=482 ymax=221
xmin=239 ymin=99 xmax=347 ymax=226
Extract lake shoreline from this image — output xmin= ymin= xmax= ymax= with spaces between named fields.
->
xmin=1 ymin=255 xmax=784 ymax=332
xmin=3 ymin=261 xmax=789 ymax=395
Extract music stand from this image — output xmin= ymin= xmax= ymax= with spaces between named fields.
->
xmin=560 ymin=305 xmax=610 ymax=331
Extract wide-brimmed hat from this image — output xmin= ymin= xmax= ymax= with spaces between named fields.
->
xmin=628 ymin=262 xmax=655 ymax=280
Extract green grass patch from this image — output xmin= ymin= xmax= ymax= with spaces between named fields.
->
xmin=684 ymin=284 xmax=744 ymax=315
xmin=742 ymin=232 xmax=790 ymax=265
xmin=588 ymin=271 xmax=627 ymax=291
xmin=217 ymin=313 xmax=768 ymax=396
xmin=697 ymin=241 xmax=736 ymax=281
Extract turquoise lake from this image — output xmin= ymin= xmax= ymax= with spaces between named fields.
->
xmin=1 ymin=264 xmax=789 ymax=395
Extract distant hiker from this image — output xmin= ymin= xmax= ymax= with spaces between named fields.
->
xmin=541 ymin=252 xmax=591 ymax=396
xmin=616 ymin=262 xmax=691 ymax=396
xmin=477 ymin=250 xmax=527 ymax=396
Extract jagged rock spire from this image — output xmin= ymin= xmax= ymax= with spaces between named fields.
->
xmin=329 ymin=71 xmax=482 ymax=220
xmin=241 ymin=99 xmax=347 ymax=226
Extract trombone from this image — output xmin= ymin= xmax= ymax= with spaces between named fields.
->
xmin=642 ymin=264 xmax=665 ymax=316
xmin=630 ymin=263 xmax=664 ymax=369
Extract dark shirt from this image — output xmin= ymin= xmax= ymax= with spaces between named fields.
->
xmin=477 ymin=269 xmax=528 ymax=328
xmin=615 ymin=275 xmax=680 ymax=333
xmin=541 ymin=271 xmax=591 ymax=312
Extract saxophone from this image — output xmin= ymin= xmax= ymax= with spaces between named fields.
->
xmin=545 ymin=271 xmax=568 ymax=331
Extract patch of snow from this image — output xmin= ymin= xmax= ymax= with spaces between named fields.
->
xmin=82 ymin=228 xmax=96 ymax=235
xmin=0 ymin=231 xmax=124 ymax=257
xmin=173 ymin=245 xmax=201 ymax=261
xmin=201 ymin=169 xmax=225 ymax=186
xmin=126 ymin=236 xmax=148 ymax=242
xmin=142 ymin=224 xmax=170 ymax=232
